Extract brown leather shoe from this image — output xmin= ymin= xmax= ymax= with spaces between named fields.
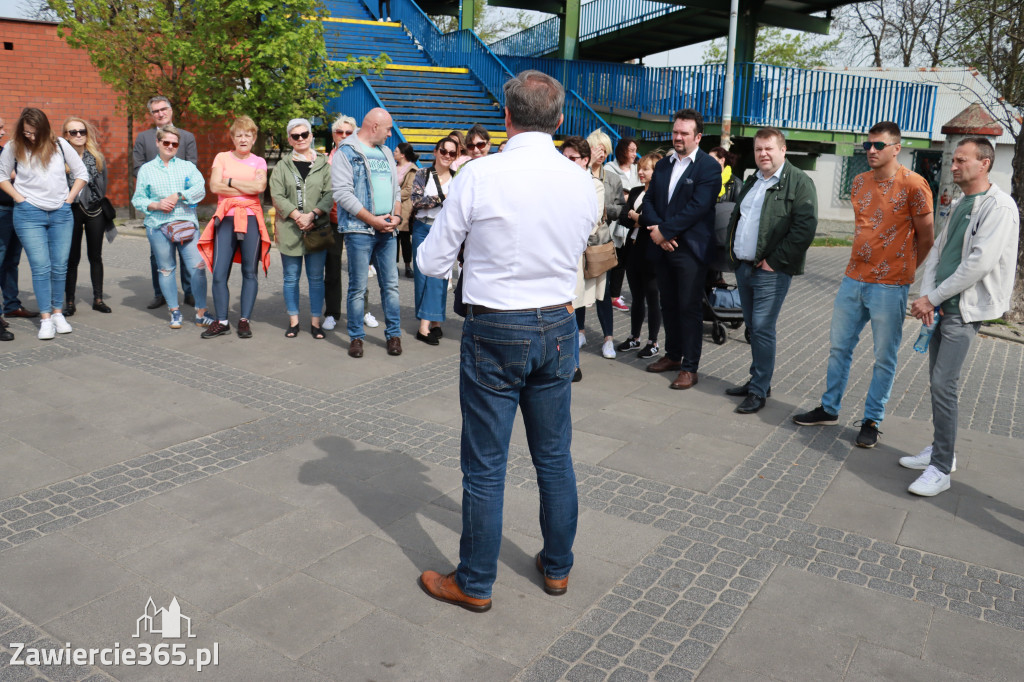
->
xmin=348 ymin=338 xmax=364 ymax=358
xmin=535 ymin=554 xmax=569 ymax=596
xmin=5 ymin=307 xmax=38 ymax=318
xmin=418 ymin=570 xmax=492 ymax=612
xmin=386 ymin=336 xmax=402 ymax=356
xmin=670 ymin=370 xmax=698 ymax=390
xmin=646 ymin=356 xmax=681 ymax=373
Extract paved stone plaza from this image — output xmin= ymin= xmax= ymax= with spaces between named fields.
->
xmin=0 ymin=233 xmax=1022 ymax=681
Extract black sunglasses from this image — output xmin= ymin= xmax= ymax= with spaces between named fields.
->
xmin=437 ymin=148 xmax=458 ymax=158
xmin=290 ymin=131 xmax=310 ymax=141
xmin=66 ymin=129 xmax=88 ymax=137
xmin=862 ymin=141 xmax=897 ymax=151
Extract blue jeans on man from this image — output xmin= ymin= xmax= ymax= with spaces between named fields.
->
xmin=455 ymin=307 xmax=579 ymax=598
xmin=735 ymin=261 xmax=792 ymax=398
xmin=13 ymin=202 xmax=74 ymax=314
xmin=821 ymin=276 xmax=909 ymax=422
xmin=0 ymin=206 xmax=25 ymax=313
xmin=344 ymin=231 xmax=401 ymax=340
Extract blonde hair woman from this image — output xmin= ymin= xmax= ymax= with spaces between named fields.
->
xmin=61 ymin=117 xmax=111 ymax=315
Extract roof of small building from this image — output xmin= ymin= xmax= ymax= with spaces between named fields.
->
xmin=816 ymin=66 xmax=1018 ymax=145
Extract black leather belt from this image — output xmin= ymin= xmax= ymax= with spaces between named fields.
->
xmin=471 ymin=303 xmax=574 ymax=315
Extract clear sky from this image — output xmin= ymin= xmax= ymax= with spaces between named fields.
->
xmin=0 ymin=0 xmax=33 ymax=20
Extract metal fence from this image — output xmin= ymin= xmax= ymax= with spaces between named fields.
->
xmin=327 ymin=76 xmax=407 ymax=149
xmin=563 ymin=90 xmax=623 ymax=142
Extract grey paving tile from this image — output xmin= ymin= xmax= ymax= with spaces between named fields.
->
xmin=144 ymin=475 xmax=296 ymax=538
xmin=925 ymin=608 xmax=1024 ymax=678
xmin=59 ymin=501 xmax=194 ymax=560
xmin=0 ymin=440 xmax=81 ymax=500
xmin=844 ymin=642 xmax=973 ymax=682
xmin=230 ymin=509 xmax=363 ymax=570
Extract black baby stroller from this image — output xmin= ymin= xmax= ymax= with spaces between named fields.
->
xmin=703 ymin=201 xmax=747 ymax=345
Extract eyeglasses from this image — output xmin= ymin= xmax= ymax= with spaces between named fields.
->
xmin=437 ymin=149 xmax=458 ymax=158
xmin=862 ymin=140 xmax=898 ymax=151
xmin=334 ymin=130 xmax=352 ymax=137
xmin=468 ymin=141 xmax=488 ymax=150
xmin=159 ymin=140 xmax=180 ymax=149
xmin=290 ymin=131 xmax=310 ymax=141
xmin=563 ymin=153 xmax=581 ymax=162
xmin=150 ymin=106 xmax=171 ymax=116
xmin=66 ymin=129 xmax=87 ymax=137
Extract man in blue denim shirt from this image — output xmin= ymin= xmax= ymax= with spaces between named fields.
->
xmin=331 ymin=107 xmax=403 ymax=358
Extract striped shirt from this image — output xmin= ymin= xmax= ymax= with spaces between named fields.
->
xmin=132 ymin=156 xmax=206 ymax=230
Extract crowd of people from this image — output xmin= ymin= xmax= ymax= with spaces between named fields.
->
xmin=0 ymin=75 xmax=1019 ymax=505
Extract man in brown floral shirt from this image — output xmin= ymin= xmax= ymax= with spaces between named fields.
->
xmin=793 ymin=121 xmax=933 ymax=448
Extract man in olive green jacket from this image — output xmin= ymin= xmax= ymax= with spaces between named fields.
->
xmin=724 ymin=127 xmax=817 ymax=414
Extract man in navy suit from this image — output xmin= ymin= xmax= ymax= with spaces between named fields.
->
xmin=640 ymin=109 xmax=721 ymax=389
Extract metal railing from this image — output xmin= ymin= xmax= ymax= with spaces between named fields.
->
xmin=328 ymin=76 xmax=407 ymax=149
xmin=562 ymin=90 xmax=622 ymax=141
xmin=490 ymin=0 xmax=684 ymax=58
xmin=365 ymin=0 xmax=515 ymax=106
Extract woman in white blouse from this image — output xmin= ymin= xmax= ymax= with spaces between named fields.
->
xmin=0 ymin=108 xmax=88 ymax=340
xmin=409 ymin=137 xmax=457 ymax=345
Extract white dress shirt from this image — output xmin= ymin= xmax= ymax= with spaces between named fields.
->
xmin=416 ymin=131 xmax=598 ymax=309
xmin=666 ymin=147 xmax=699 ymax=202
xmin=733 ymin=163 xmax=783 ymax=261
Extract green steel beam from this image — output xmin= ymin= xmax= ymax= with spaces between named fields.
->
xmin=487 ymin=0 xmax=564 ymax=13
xmin=459 ymin=0 xmax=476 ymax=31
xmin=558 ymin=0 xmax=581 ymax=59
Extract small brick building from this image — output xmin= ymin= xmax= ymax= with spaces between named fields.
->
xmin=0 ymin=17 xmax=225 ymax=206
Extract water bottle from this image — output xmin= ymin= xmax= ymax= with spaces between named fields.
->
xmin=913 ymin=307 xmax=940 ymax=353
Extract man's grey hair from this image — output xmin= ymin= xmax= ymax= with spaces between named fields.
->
xmin=958 ymin=136 xmax=995 ymax=167
xmin=332 ymin=114 xmax=356 ymax=133
xmin=155 ymin=124 xmax=179 ymax=142
xmin=503 ymin=70 xmax=564 ymax=135
xmin=147 ymin=96 xmax=171 ymax=113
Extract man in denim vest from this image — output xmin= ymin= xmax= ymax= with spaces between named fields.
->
xmin=332 ymin=107 xmax=403 ymax=358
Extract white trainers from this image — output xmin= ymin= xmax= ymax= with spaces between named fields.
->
xmin=322 ymin=315 xmax=337 ymax=331
xmin=908 ymin=465 xmax=951 ymax=497
xmin=38 ymin=318 xmax=56 ymax=340
xmin=601 ymin=339 xmax=616 ymax=359
xmin=578 ymin=330 xmax=586 ymax=348
xmin=899 ymin=444 xmax=956 ymax=472
xmin=368 ymin=264 xmax=376 ymax=277
xmin=51 ymin=312 xmax=72 ymax=334
xmin=364 ymin=312 xmax=379 ymax=328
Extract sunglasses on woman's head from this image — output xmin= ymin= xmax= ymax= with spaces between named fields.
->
xmin=437 ymin=149 xmax=458 ymax=158
xmin=290 ymin=131 xmax=310 ymax=141
xmin=66 ymin=129 xmax=87 ymax=137
xmin=160 ymin=140 xmax=180 ymax=149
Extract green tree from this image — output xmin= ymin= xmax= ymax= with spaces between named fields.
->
xmin=49 ymin=0 xmax=387 ymax=154
xmin=702 ymin=26 xmax=840 ymax=69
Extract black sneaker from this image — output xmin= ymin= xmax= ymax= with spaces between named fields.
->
xmin=617 ymin=338 xmax=641 ymax=353
xmin=572 ymin=367 xmax=583 ymax=383
xmin=637 ymin=342 xmax=660 ymax=359
xmin=854 ymin=419 xmax=881 ymax=448
xmin=201 ymin=321 xmax=231 ymax=339
xmin=792 ymin=405 xmax=838 ymax=426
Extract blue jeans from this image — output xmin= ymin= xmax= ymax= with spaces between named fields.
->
xmin=280 ymin=250 xmax=327 ymax=318
xmin=146 ymin=225 xmax=207 ymax=312
xmin=456 ymin=307 xmax=579 ymax=598
xmin=0 ymin=205 xmax=25 ymax=313
xmin=12 ymin=202 xmax=73 ymax=314
xmin=411 ymin=220 xmax=447 ymax=322
xmin=735 ymin=262 xmax=792 ymax=398
xmin=344 ymin=231 xmax=401 ymax=339
xmin=821 ymin=276 xmax=909 ymax=422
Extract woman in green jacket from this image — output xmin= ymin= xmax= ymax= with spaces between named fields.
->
xmin=269 ymin=118 xmax=334 ymax=339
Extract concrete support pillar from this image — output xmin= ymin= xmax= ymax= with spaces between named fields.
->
xmin=460 ymin=0 xmax=476 ymax=31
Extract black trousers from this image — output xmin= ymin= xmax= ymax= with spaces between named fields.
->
xmin=396 ymin=230 xmax=412 ymax=264
xmin=67 ymin=203 xmax=106 ymax=301
xmin=655 ymin=248 xmax=706 ymax=371
xmin=324 ymin=227 xmax=344 ymax=319
xmin=625 ymin=238 xmax=661 ymax=342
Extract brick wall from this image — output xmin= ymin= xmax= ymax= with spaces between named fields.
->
xmin=0 ymin=18 xmax=226 ymax=207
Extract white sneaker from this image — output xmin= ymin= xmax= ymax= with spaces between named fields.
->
xmin=601 ymin=339 xmax=616 ymax=359
xmin=578 ymin=330 xmax=586 ymax=348
xmin=364 ymin=312 xmax=379 ymax=328
xmin=322 ymin=315 xmax=337 ymax=331
xmin=368 ymin=264 xmax=377 ymax=277
xmin=899 ymin=444 xmax=956 ymax=472
xmin=908 ymin=465 xmax=951 ymax=497
xmin=38 ymin=318 xmax=56 ymax=340
xmin=51 ymin=312 xmax=72 ymax=334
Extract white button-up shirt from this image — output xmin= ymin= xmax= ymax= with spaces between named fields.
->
xmin=666 ymin=147 xmax=698 ymax=201
xmin=733 ymin=163 xmax=783 ymax=261
xmin=416 ymin=131 xmax=598 ymax=309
